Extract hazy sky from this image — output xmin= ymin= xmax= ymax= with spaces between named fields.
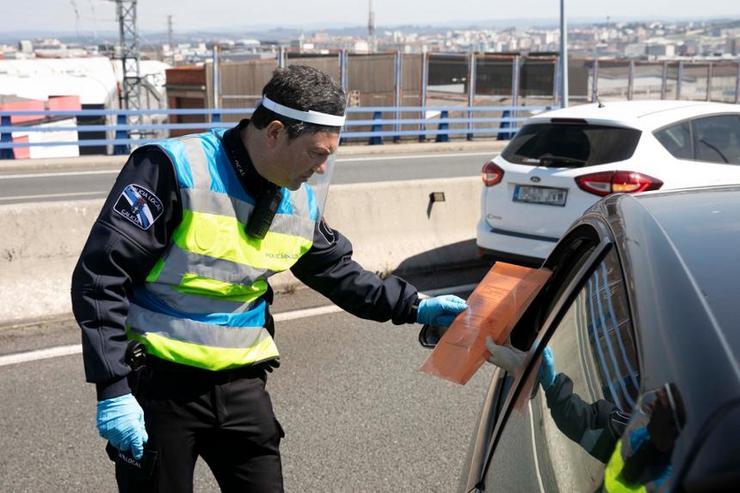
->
xmin=5 ymin=0 xmax=740 ymax=33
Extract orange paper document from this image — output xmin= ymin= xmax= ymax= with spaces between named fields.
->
xmin=419 ymin=262 xmax=551 ymax=385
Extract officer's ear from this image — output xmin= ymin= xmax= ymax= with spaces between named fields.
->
xmin=265 ymin=120 xmax=286 ymax=149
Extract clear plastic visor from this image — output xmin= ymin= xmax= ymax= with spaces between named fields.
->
xmin=306 ymin=152 xmax=337 ymax=218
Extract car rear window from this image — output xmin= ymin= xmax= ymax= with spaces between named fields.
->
xmin=502 ymin=123 xmax=642 ymax=167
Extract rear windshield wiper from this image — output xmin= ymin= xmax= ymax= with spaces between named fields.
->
xmin=537 ymin=154 xmax=588 ymax=167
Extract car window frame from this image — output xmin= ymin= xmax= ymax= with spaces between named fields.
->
xmin=654 ymin=120 xmax=694 ymax=161
xmin=691 ymin=113 xmax=740 ymax=164
xmin=474 ymin=236 xmax=616 ymax=490
xmin=652 ymin=111 xmax=740 ymax=165
xmin=460 ymin=224 xmax=605 ymax=493
xmin=501 ymin=121 xmax=643 ymax=167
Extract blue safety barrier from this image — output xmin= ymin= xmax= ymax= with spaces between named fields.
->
xmin=369 ymin=111 xmax=383 ymax=145
xmin=113 ymin=114 xmax=129 ymax=155
xmin=498 ymin=110 xmax=516 ymax=141
xmin=0 ymin=105 xmax=544 ymax=158
xmin=0 ymin=115 xmax=12 ymax=160
xmin=435 ymin=110 xmax=449 ymax=143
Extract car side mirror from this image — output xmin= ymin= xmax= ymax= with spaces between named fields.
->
xmin=418 ymin=324 xmax=448 ymax=349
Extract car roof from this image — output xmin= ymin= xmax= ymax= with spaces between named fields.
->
xmin=632 ymin=185 xmax=740 ymax=350
xmin=594 ymin=186 xmax=740 ymax=474
xmin=528 ymin=100 xmax=740 ymax=131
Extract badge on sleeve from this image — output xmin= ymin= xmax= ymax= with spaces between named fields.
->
xmin=113 ymin=184 xmax=164 ymax=230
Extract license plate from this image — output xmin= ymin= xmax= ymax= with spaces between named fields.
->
xmin=513 ymin=185 xmax=568 ymax=206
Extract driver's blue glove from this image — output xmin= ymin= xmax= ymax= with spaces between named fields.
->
xmin=538 ymin=347 xmax=556 ymax=391
xmin=96 ymin=393 xmax=148 ymax=460
xmin=416 ymin=295 xmax=468 ymax=327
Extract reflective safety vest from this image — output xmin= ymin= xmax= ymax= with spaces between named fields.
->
xmin=603 ymin=440 xmax=647 ymax=493
xmin=126 ymin=129 xmax=319 ymax=371
xmin=603 ymin=425 xmax=672 ymax=493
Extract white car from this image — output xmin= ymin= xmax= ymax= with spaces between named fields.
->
xmin=477 ymin=100 xmax=740 ymax=264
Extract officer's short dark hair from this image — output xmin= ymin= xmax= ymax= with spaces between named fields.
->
xmin=251 ymin=65 xmax=346 ymax=140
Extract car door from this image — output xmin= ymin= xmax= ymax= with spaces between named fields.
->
xmin=464 ymin=230 xmax=642 ymax=493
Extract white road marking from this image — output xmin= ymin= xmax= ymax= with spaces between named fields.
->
xmin=273 ymin=283 xmax=478 ymax=322
xmin=0 ymin=191 xmax=106 ymax=202
xmin=0 ymin=169 xmax=119 ymax=180
xmin=0 ymin=152 xmax=495 ymax=180
xmin=336 ymin=152 xmax=493 ymax=163
xmin=0 ymin=344 xmax=82 ymax=367
xmin=0 ymin=283 xmax=478 ymax=367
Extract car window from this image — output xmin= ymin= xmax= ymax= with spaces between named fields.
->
xmin=482 ymin=248 xmax=640 ymax=492
xmin=654 ymin=121 xmax=692 ymax=160
xmin=692 ymin=114 xmax=740 ymax=165
xmin=501 ymin=123 xmax=642 ymax=167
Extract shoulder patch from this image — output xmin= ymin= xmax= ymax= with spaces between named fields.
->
xmin=113 ymin=184 xmax=164 ymax=230
xmin=318 ymin=219 xmax=336 ymax=243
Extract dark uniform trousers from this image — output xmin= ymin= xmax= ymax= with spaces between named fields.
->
xmin=114 ymin=358 xmax=285 ymax=493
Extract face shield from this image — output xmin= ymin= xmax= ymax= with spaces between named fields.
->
xmin=261 ymin=95 xmax=345 ymax=219
xmin=307 ymin=152 xmax=337 ymax=218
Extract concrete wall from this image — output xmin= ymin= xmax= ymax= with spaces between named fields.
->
xmin=0 ymin=177 xmax=481 ymax=326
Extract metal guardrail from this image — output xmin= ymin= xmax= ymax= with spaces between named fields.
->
xmin=0 ymin=105 xmax=548 ymax=158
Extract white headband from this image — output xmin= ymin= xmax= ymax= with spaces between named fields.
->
xmin=260 ymin=95 xmax=345 ymax=127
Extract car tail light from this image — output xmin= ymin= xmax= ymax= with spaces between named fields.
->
xmin=575 ymin=170 xmax=663 ymax=197
xmin=482 ymin=161 xmax=505 ymax=187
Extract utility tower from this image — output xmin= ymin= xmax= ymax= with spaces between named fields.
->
xmin=167 ymin=14 xmax=174 ymax=61
xmin=368 ymin=0 xmax=376 ymax=53
xmin=113 ymin=0 xmax=142 ymax=118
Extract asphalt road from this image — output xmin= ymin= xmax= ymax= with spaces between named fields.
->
xmin=0 ymin=151 xmax=493 ymax=205
xmin=0 ymin=267 xmax=497 ymax=492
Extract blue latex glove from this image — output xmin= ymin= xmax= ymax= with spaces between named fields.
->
xmin=538 ymin=347 xmax=556 ymax=391
xmin=417 ymin=295 xmax=468 ymax=327
xmin=96 ymin=393 xmax=148 ymax=460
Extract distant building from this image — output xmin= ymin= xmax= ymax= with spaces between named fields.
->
xmin=0 ymin=94 xmax=81 ymax=159
xmin=0 ymin=57 xmax=169 ymax=155
xmin=624 ymin=43 xmax=646 ymax=58
xmin=18 ymin=40 xmax=33 ymax=53
xmin=646 ymin=42 xmax=676 ymax=58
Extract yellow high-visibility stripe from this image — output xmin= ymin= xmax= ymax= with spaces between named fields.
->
xmin=128 ymin=330 xmax=279 ymax=371
xmin=146 ymin=258 xmax=167 ymax=283
xmin=603 ymin=442 xmax=647 ymax=493
xmin=172 ymin=209 xmax=313 ymax=271
xmin=176 ymin=274 xmax=268 ymax=302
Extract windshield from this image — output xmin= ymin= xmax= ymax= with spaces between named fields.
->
xmin=502 ymin=123 xmax=642 ymax=167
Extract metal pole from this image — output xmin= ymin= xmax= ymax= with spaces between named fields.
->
xmin=339 ymin=49 xmax=348 ymax=92
xmin=706 ymin=63 xmax=713 ymax=102
xmin=627 ymin=60 xmax=634 ymax=100
xmin=735 ymin=62 xmax=740 ymax=104
xmin=394 ymin=51 xmax=402 ymax=142
xmin=676 ymin=61 xmax=684 ymax=100
xmin=591 ymin=58 xmax=599 ymax=103
xmin=419 ymin=50 xmax=429 ymax=142
xmin=553 ymin=56 xmax=560 ymax=106
xmin=512 ymin=55 xmax=520 ymax=133
xmin=467 ymin=51 xmax=477 ymax=140
xmin=559 ymin=0 xmax=568 ymax=107
xmin=212 ymin=44 xmax=220 ymax=122
xmin=278 ymin=46 xmax=286 ymax=68
xmin=661 ymin=61 xmax=668 ymax=99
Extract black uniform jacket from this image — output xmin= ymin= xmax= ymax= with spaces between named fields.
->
xmin=71 ymin=121 xmax=419 ymax=400
xmin=545 ymin=372 xmax=631 ymax=463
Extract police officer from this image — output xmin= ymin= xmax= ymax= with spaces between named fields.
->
xmin=71 ymin=64 xmax=468 ymax=492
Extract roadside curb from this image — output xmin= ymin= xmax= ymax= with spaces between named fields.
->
xmin=0 ymin=139 xmax=507 ymax=173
